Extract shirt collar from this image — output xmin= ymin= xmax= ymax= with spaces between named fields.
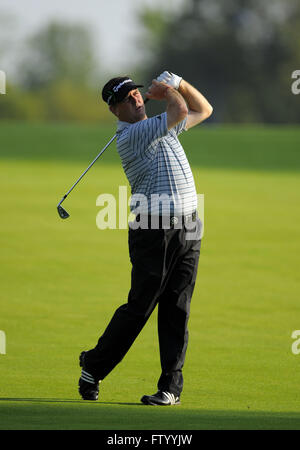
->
xmin=117 ymin=120 xmax=131 ymax=133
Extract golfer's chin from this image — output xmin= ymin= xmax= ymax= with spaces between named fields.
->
xmin=123 ymin=106 xmax=146 ymax=123
xmin=135 ymin=105 xmax=146 ymax=121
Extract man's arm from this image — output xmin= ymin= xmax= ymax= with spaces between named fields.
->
xmin=178 ymin=80 xmax=213 ymax=130
xmin=146 ymin=80 xmax=188 ymax=130
xmin=155 ymin=71 xmax=213 ymax=130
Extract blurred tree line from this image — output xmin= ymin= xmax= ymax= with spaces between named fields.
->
xmin=140 ymin=0 xmax=300 ymax=123
xmin=0 ymin=0 xmax=299 ymax=123
xmin=0 ymin=21 xmax=112 ymax=122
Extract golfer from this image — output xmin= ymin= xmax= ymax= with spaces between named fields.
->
xmin=78 ymin=71 xmax=213 ymax=405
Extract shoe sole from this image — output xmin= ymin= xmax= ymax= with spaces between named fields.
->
xmin=80 ymin=395 xmax=98 ymax=401
xmin=141 ymin=396 xmax=180 ymax=406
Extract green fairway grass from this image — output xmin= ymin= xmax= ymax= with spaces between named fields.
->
xmin=0 ymin=122 xmax=300 ymax=430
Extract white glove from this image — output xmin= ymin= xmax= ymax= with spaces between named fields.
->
xmin=156 ymin=71 xmax=182 ymax=90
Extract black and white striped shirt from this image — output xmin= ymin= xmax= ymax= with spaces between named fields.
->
xmin=116 ymin=112 xmax=197 ymax=215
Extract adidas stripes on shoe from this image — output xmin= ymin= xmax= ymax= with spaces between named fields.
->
xmin=78 ymin=351 xmax=100 ymax=401
xmin=141 ymin=390 xmax=180 ymax=406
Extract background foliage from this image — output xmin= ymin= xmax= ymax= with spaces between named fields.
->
xmin=0 ymin=0 xmax=299 ymax=123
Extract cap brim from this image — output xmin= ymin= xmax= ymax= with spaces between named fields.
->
xmin=114 ymin=83 xmax=144 ymax=104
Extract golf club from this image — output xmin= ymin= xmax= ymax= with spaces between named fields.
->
xmin=57 ymin=97 xmax=149 ymax=219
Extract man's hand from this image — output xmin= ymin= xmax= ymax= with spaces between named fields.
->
xmin=156 ymin=71 xmax=182 ymax=90
xmin=146 ymin=80 xmax=188 ymax=131
xmin=146 ymin=79 xmax=172 ymax=100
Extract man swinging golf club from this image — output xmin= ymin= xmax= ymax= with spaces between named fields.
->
xmin=78 ymin=71 xmax=213 ymax=405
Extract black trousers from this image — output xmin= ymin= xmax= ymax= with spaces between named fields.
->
xmin=84 ymin=218 xmax=201 ymax=396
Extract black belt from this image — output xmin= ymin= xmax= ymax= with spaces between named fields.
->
xmin=135 ymin=211 xmax=197 ymax=229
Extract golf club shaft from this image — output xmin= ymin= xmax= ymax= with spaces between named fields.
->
xmin=57 ymin=133 xmax=117 ymax=208
xmin=57 ymin=97 xmax=149 ymax=209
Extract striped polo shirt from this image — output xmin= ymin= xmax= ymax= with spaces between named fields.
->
xmin=116 ymin=112 xmax=197 ymax=216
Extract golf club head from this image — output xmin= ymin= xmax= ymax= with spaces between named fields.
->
xmin=57 ymin=205 xmax=70 ymax=219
